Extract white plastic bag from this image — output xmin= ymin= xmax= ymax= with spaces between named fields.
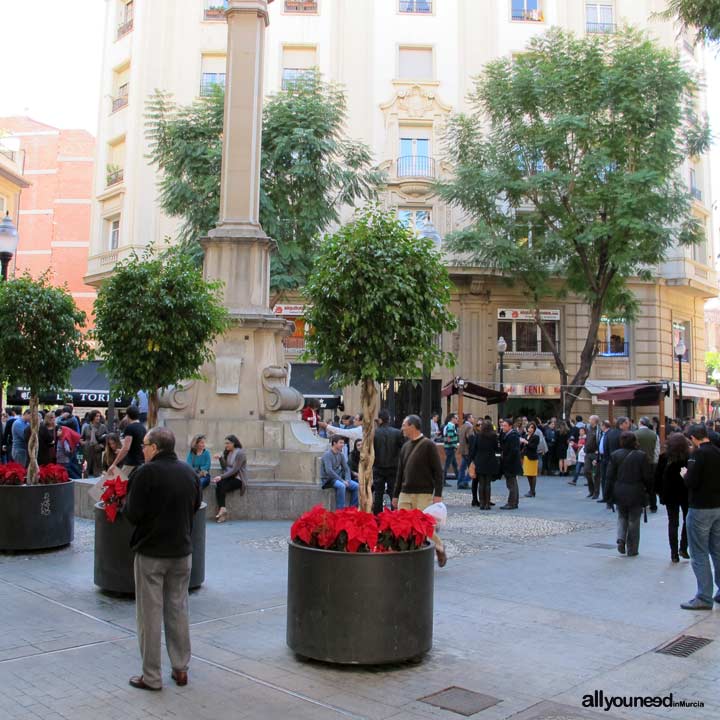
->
xmin=423 ymin=501 xmax=447 ymax=528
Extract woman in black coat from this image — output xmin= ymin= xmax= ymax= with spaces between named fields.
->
xmin=655 ymin=432 xmax=690 ymax=563
xmin=606 ymin=431 xmax=652 ymax=556
xmin=469 ymin=419 xmax=499 ymax=510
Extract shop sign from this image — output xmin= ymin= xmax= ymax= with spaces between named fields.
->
xmin=273 ymin=304 xmax=305 ymax=316
xmin=505 ymin=384 xmax=562 ymax=397
xmin=497 ymin=308 xmax=560 ymax=321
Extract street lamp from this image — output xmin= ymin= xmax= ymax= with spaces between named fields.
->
xmin=675 ymin=339 xmax=686 ymax=421
xmin=497 ymin=336 xmax=507 ymax=421
xmin=0 ymin=212 xmax=19 ymax=281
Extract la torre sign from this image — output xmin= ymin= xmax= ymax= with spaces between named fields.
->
xmin=9 ymin=388 xmax=130 ymax=408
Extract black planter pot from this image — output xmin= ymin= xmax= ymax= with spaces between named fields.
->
xmin=286 ymin=541 xmax=435 ymax=665
xmin=93 ymin=502 xmax=207 ymax=594
xmin=0 ymin=482 xmax=75 ymax=551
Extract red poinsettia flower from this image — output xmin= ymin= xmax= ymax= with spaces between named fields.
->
xmin=100 ymin=476 xmax=129 ymax=523
xmin=0 ymin=462 xmax=27 ymax=486
xmin=37 ymin=464 xmax=70 ymax=485
xmin=333 ymin=508 xmax=379 ymax=552
xmin=376 ymin=509 xmax=435 ymax=552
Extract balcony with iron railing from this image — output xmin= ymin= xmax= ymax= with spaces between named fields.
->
xmin=106 ymin=168 xmax=124 ymax=187
xmin=586 ymin=21 xmax=616 ymax=33
xmin=284 ymin=0 xmax=318 ymax=13
xmin=397 ymin=156 xmax=436 ymax=179
xmin=117 ymin=17 xmax=133 ymax=39
xmin=512 ymin=8 xmax=544 ymax=22
xmin=597 ymin=340 xmax=629 ymax=357
xmin=204 ymin=1 xmax=228 ymax=20
xmin=111 ymin=94 xmax=128 ymax=113
xmin=399 ymin=0 xmax=433 ymax=13
xmin=282 ymin=335 xmax=307 ymax=354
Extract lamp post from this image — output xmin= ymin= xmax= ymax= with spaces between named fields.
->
xmin=0 ymin=212 xmax=19 ymax=281
xmin=675 ymin=339 xmax=686 ymax=421
xmin=497 ymin=336 xmax=507 ymax=421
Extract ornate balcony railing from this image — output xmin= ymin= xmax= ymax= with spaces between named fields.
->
xmin=282 ymin=336 xmax=306 ymax=353
xmin=512 ymin=8 xmax=544 ymax=22
xmin=399 ymin=0 xmax=433 ymax=13
xmin=396 ymin=156 xmax=436 ymax=178
xmin=204 ymin=2 xmax=228 ymax=20
xmin=111 ymin=95 xmax=129 ymax=112
xmin=106 ymin=169 xmax=124 ymax=187
xmin=284 ymin=0 xmax=318 ymax=13
xmin=586 ymin=22 xmax=616 ymax=33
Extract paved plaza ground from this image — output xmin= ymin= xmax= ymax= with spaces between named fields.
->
xmin=1 ymin=474 xmax=719 ymax=720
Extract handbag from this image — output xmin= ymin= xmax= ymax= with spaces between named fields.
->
xmin=566 ymin=445 xmax=577 ymax=464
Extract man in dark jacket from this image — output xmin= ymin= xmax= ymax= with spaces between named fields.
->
xmin=601 ymin=417 xmax=629 ymax=504
xmin=372 ymin=409 xmax=403 ymax=514
xmin=680 ymin=424 xmax=720 ymax=610
xmin=392 ymin=415 xmax=446 ymax=567
xmin=1 ymin=407 xmax=18 ymax=463
xmin=124 ymin=427 xmax=202 ymax=690
xmin=583 ymin=415 xmax=602 ymax=498
xmin=500 ymin=418 xmax=522 ymax=510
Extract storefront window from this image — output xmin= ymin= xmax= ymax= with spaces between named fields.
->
xmin=596 ymin=317 xmax=628 ymax=356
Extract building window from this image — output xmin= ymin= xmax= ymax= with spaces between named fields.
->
xmin=690 ymin=166 xmax=702 ymax=200
xmin=204 ymin=0 xmax=228 ymax=21
xmin=284 ymin=0 xmax=318 ymax=13
xmin=399 ymin=0 xmax=432 ymax=13
xmin=281 ymin=46 xmax=317 ymax=89
xmin=200 ymin=54 xmax=227 ymax=96
xmin=107 ymin=217 xmax=120 ymax=251
xmin=596 ymin=317 xmax=628 ymax=356
xmin=111 ymin=65 xmax=130 ymax=113
xmin=673 ymin=321 xmax=691 ymax=363
xmin=398 ymin=209 xmax=431 ymax=233
xmin=117 ymin=0 xmax=134 ymax=39
xmin=511 ymin=0 xmax=543 ymax=22
xmin=398 ymin=127 xmax=434 ymax=178
xmin=497 ymin=309 xmax=560 ymax=353
xmin=586 ymin=3 xmax=614 ymax=33
xmin=398 ymin=46 xmax=434 ymax=80
xmin=106 ymin=137 xmax=126 ymax=187
xmin=200 ymin=72 xmax=226 ymax=95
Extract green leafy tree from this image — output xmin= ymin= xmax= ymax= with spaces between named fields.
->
xmin=92 ymin=248 xmax=231 ymax=428
xmin=706 ymin=350 xmax=720 ymax=384
xmin=662 ymin=0 xmax=720 ymax=44
xmin=439 ymin=28 xmax=708 ymax=418
xmin=145 ymin=72 xmax=385 ymax=294
xmin=0 ymin=274 xmax=87 ymax=483
xmin=304 ymin=207 xmax=456 ymax=512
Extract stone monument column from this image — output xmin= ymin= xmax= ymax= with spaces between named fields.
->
xmin=160 ymin=0 xmax=325 ymax=486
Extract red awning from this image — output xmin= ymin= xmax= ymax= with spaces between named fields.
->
xmin=596 ymin=382 xmax=668 ymax=405
xmin=441 ymin=379 xmax=508 ymax=406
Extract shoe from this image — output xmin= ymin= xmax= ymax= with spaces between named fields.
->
xmin=568 ymin=481 xmax=577 ymax=486
xmin=171 ymin=670 xmax=188 ymax=687
xmin=586 ymin=494 xmax=594 ymax=498
xmin=216 ymin=509 xmax=228 ymax=523
xmin=671 ymin=553 xmax=680 ymax=563
xmin=489 ymin=502 xmax=496 ymax=506
xmin=680 ymin=549 xmax=690 ymax=559
xmin=499 ymin=504 xmax=517 ymax=510
xmin=650 ymin=507 xmax=657 ymax=514
xmin=471 ymin=499 xmax=480 ymax=507
xmin=680 ymin=598 xmax=713 ymax=610
xmin=524 ymin=492 xmax=535 ymax=498
xmin=481 ymin=505 xmax=491 ymax=510
xmin=436 ymin=548 xmax=447 ymax=568
xmin=627 ymin=551 xmax=638 ymax=557
xmin=617 ymin=540 xmax=626 ymax=555
xmin=129 ymin=676 xmax=161 ymax=691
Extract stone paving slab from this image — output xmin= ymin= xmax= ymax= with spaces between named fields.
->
xmin=0 ymin=475 xmax=718 ymax=720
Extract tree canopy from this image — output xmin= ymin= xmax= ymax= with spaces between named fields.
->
xmin=0 ymin=273 xmax=87 ymax=482
xmin=145 ymin=72 xmax=385 ymax=293
xmin=303 ymin=206 xmax=456 ymax=510
xmin=664 ymin=0 xmax=720 ymax=44
xmin=92 ymin=248 xmax=230 ymax=427
xmin=439 ymin=28 xmax=709 ymax=417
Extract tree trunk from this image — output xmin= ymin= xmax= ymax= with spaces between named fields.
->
xmin=358 ymin=378 xmax=379 ymax=513
xmin=148 ymin=389 xmax=159 ymax=429
xmin=563 ymin=304 xmax=603 ymax=420
xmin=26 ymin=394 xmax=40 ymax=485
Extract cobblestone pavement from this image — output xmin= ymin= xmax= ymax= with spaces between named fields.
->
xmin=1 ymin=475 xmax=719 ymax=720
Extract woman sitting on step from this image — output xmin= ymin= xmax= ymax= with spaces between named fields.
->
xmin=211 ymin=435 xmax=247 ymax=523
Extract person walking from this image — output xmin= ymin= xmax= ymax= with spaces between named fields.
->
xmin=442 ymin=413 xmax=460 ymax=487
xmin=655 ymin=432 xmax=690 ymax=563
xmin=601 ymin=417 xmax=629 ymax=505
xmin=457 ymin=414 xmax=475 ymax=489
xmin=372 ymin=409 xmax=403 ymax=514
xmin=679 ymin=424 xmax=720 ymax=610
xmin=469 ymin=419 xmax=500 ymax=509
xmin=211 ymin=435 xmax=248 ymax=522
xmin=606 ymin=432 xmax=652 ymax=557
xmin=520 ymin=421 xmax=540 ymax=498
xmin=392 ymin=415 xmax=446 ymax=567
xmin=499 ymin=418 xmax=522 ymax=509
xmin=124 ymin=427 xmax=202 ymax=691
xmin=635 ymin=417 xmax=659 ymax=512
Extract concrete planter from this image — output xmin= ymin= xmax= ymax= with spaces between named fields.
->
xmin=0 ymin=482 xmax=75 ymax=551
xmin=93 ymin=502 xmax=207 ymax=594
xmin=286 ymin=541 xmax=435 ymax=664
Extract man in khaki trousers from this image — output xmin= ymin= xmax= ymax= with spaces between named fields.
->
xmin=124 ymin=427 xmax=202 ymax=690
xmin=392 ymin=415 xmax=447 ymax=567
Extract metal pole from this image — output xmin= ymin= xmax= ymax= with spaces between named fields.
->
xmin=421 ymin=368 xmax=431 ymax=438
xmin=0 ymin=253 xmax=11 ymax=281
xmin=387 ymin=376 xmax=396 ymax=425
xmin=498 ymin=352 xmax=505 ymax=421
xmin=678 ymin=354 xmax=683 ymax=422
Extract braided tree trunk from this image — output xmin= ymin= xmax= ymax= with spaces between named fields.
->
xmin=26 ymin=394 xmax=40 ymax=485
xmin=358 ymin=378 xmax=379 ymax=513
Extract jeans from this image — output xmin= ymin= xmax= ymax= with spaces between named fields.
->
xmin=328 ymin=479 xmax=359 ymax=509
xmin=372 ymin=468 xmax=395 ymax=515
xmin=686 ymin=507 xmax=720 ymax=604
xmin=457 ymin=454 xmax=471 ymax=487
xmin=504 ymin=475 xmax=519 ymax=508
xmin=443 ymin=447 xmax=458 ymax=482
xmin=617 ymin=505 xmax=643 ymax=555
xmin=572 ymin=459 xmax=584 ymax=483
xmin=198 ymin=473 xmax=211 ymax=490
xmin=666 ymin=501 xmax=688 ymax=557
xmin=12 ymin=448 xmax=28 ymax=467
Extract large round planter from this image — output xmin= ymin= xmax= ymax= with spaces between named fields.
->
xmin=0 ymin=481 xmax=75 ymax=551
xmin=93 ymin=502 xmax=207 ymax=594
xmin=286 ymin=541 xmax=435 ymax=664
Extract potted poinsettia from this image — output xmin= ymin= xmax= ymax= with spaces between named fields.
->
xmin=287 ymin=506 xmax=437 ymax=664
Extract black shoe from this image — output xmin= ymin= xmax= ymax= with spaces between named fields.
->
xmin=524 ymin=492 xmax=535 ymax=498
xmin=489 ymin=501 xmax=496 ymax=506
xmin=627 ymin=551 xmax=638 ymax=557
xmin=471 ymin=499 xmax=480 ymax=507
xmin=617 ymin=540 xmax=626 ymax=555
xmin=680 ymin=549 xmax=690 ymax=559
xmin=671 ymin=553 xmax=680 ymax=563
xmin=586 ymin=493 xmax=594 ymax=498
xmin=568 ymin=481 xmax=577 ymax=486
xmin=499 ymin=504 xmax=517 ymax=510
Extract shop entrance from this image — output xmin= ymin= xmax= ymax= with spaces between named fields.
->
xmin=505 ymin=398 xmax=560 ymax=421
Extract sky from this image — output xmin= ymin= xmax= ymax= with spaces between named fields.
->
xmin=0 ymin=0 xmax=719 ymax=261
